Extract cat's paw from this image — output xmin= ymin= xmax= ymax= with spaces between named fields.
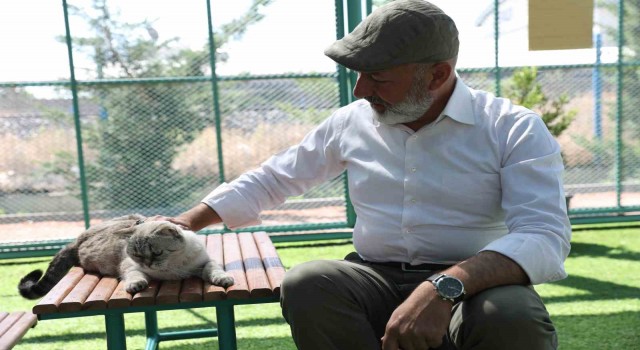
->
xmin=210 ymin=272 xmax=234 ymax=288
xmin=125 ymin=279 xmax=149 ymax=294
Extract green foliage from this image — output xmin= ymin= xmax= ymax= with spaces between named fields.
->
xmin=66 ymin=0 xmax=272 ymax=210
xmin=503 ymin=67 xmax=576 ymax=138
xmin=85 ymin=84 xmax=210 ymax=210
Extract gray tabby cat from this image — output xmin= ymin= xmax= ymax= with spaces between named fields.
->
xmin=18 ymin=214 xmax=234 ymax=299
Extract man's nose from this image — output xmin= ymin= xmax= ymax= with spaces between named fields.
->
xmin=352 ymin=73 xmax=373 ymax=99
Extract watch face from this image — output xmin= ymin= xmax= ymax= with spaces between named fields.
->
xmin=436 ymin=277 xmax=464 ymax=299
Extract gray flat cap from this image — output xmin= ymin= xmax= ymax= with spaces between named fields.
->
xmin=325 ymin=0 xmax=459 ymax=72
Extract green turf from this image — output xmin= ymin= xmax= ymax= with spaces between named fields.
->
xmin=2 ymin=226 xmax=639 ymax=349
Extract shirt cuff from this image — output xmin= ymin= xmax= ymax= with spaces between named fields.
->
xmin=201 ymin=182 xmax=262 ymax=230
xmin=480 ymin=232 xmax=568 ymax=285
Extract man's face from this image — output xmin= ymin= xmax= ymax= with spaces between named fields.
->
xmin=354 ymin=64 xmax=434 ymax=125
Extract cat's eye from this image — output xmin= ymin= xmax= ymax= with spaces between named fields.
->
xmin=152 ymin=250 xmax=163 ymax=257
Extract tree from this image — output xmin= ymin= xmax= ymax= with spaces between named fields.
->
xmin=67 ymin=0 xmax=273 ymax=211
xmin=503 ymin=67 xmax=576 ymax=139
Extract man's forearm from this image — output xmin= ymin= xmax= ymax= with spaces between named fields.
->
xmin=443 ymin=251 xmax=530 ymax=297
xmin=176 ymin=203 xmax=223 ymax=232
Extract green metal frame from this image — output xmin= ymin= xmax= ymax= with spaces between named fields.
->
xmin=38 ymin=296 xmax=279 ymax=350
xmin=1 ymin=0 xmax=640 ymax=259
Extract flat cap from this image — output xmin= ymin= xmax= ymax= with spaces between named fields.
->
xmin=325 ymin=0 xmax=459 ymax=72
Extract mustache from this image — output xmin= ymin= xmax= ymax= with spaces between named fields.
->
xmin=364 ymin=96 xmax=390 ymax=107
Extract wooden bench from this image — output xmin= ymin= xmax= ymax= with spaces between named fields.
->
xmin=0 ymin=311 xmax=37 ymax=350
xmin=32 ymin=232 xmax=286 ymax=350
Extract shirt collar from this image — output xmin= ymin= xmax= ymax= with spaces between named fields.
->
xmin=439 ymin=78 xmax=475 ymax=125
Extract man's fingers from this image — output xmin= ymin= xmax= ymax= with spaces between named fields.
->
xmin=381 ymin=334 xmax=399 ymax=350
xmin=166 ymin=217 xmax=191 ymax=230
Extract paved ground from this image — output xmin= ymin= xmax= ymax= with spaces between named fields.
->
xmin=2 ymin=192 xmax=639 ymax=244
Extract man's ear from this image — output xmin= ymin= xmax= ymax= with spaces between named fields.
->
xmin=428 ymin=62 xmax=453 ymax=91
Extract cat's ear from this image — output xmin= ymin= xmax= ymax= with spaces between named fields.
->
xmin=157 ymin=226 xmax=184 ymax=241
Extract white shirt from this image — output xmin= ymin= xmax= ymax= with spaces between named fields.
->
xmin=203 ymin=79 xmax=571 ymax=285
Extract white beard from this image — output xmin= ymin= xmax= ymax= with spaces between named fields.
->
xmin=367 ymin=79 xmax=434 ymax=125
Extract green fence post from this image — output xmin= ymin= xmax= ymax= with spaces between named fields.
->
xmin=346 ymin=0 xmax=362 ymax=90
xmin=206 ymin=0 xmax=226 ymax=185
xmin=206 ymin=0 xmax=232 ymax=232
xmin=493 ymin=0 xmax=502 ymax=96
xmin=62 ymin=0 xmax=91 ymax=229
xmin=335 ymin=0 xmax=358 ymax=227
xmin=615 ymin=0 xmax=624 ymax=207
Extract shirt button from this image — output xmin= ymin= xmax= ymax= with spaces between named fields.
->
xmin=411 ymin=167 xmax=417 ymax=172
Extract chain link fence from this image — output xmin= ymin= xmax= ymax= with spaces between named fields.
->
xmin=1 ymin=0 xmax=639 ymax=257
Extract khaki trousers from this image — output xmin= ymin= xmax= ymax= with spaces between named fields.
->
xmin=280 ymin=255 xmax=557 ymax=350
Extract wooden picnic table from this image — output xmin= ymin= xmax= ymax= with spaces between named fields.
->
xmin=31 ymin=231 xmax=286 ymax=350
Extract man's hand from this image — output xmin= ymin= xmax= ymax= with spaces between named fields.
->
xmin=146 ymin=215 xmax=191 ymax=230
xmin=381 ymin=282 xmax=452 ymax=350
xmin=148 ymin=203 xmax=223 ymax=232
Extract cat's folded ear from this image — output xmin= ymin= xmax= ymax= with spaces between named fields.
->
xmin=157 ymin=224 xmax=184 ymax=241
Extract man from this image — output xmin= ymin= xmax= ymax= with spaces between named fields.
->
xmin=163 ymin=0 xmax=571 ymax=349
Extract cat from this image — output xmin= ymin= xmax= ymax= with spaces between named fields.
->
xmin=18 ymin=214 xmax=234 ymax=299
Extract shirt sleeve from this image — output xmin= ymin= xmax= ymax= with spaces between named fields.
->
xmin=480 ymin=113 xmax=572 ymax=284
xmin=201 ymin=113 xmax=346 ymax=230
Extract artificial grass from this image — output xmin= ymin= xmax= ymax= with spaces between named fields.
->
xmin=2 ymin=226 xmax=639 ymax=349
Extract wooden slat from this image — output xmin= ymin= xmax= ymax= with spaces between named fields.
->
xmin=0 ymin=312 xmax=7 ymax=324
xmin=253 ymin=231 xmax=286 ymax=296
xmin=222 ymin=233 xmax=250 ymax=299
xmin=238 ymin=232 xmax=272 ymax=298
xmin=131 ymin=280 xmax=159 ymax=307
xmin=0 ymin=312 xmax=23 ymax=338
xmin=156 ymin=280 xmax=181 ymax=304
xmin=204 ymin=234 xmax=226 ymax=301
xmin=180 ymin=277 xmax=203 ymax=303
xmin=179 ymin=235 xmax=205 ymax=302
xmin=0 ymin=312 xmax=37 ymax=349
xmin=59 ymin=273 xmax=101 ymax=312
xmin=84 ymin=277 xmax=119 ymax=310
xmin=107 ymin=280 xmax=133 ymax=309
xmin=33 ymin=267 xmax=85 ymax=314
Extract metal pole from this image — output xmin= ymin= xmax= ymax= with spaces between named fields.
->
xmin=206 ymin=0 xmax=226 ymax=184
xmin=615 ymin=0 xmax=624 ymax=207
xmin=346 ymin=0 xmax=363 ymax=90
xmin=144 ymin=311 xmax=159 ymax=350
xmin=104 ymin=314 xmax=127 ymax=350
xmin=62 ymin=0 xmax=91 ymax=229
xmin=493 ymin=0 xmax=501 ymax=96
xmin=335 ymin=0 xmax=357 ymax=228
xmin=593 ymin=32 xmax=602 ymax=140
xmin=216 ymin=305 xmax=237 ymax=350
xmin=206 ymin=0 xmax=231 ymax=232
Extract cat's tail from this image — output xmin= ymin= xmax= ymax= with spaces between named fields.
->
xmin=18 ymin=244 xmax=79 ymax=299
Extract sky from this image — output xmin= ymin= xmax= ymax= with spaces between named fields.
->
xmin=0 ymin=0 xmax=611 ymax=97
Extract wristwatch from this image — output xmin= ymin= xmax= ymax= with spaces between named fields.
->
xmin=427 ymin=273 xmax=465 ymax=305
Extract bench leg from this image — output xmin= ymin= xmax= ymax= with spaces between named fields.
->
xmin=144 ymin=311 xmax=160 ymax=350
xmin=216 ymin=305 xmax=237 ymax=350
xmin=104 ymin=313 xmax=127 ymax=350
